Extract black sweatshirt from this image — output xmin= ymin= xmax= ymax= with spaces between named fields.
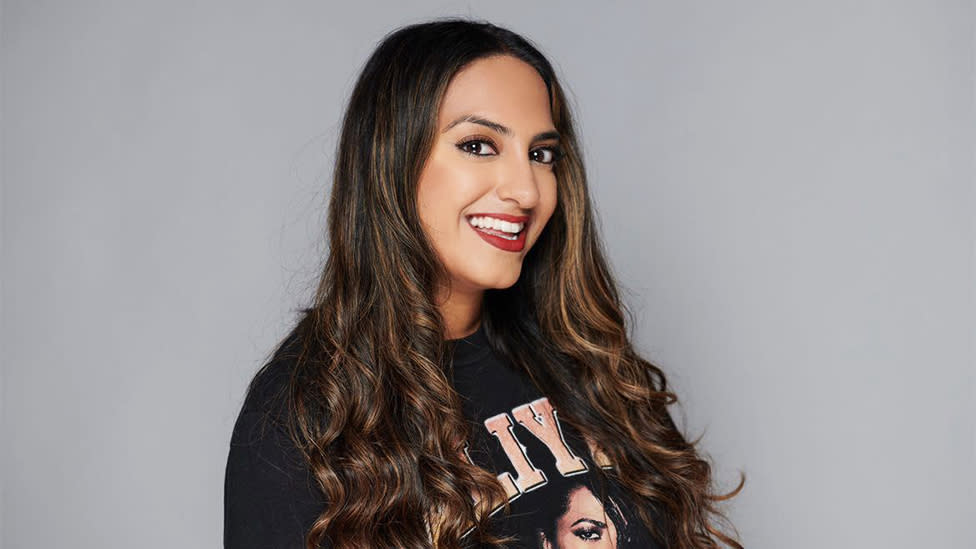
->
xmin=224 ymin=323 xmax=662 ymax=548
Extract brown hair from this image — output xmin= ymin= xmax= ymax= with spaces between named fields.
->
xmin=254 ymin=17 xmax=744 ymax=549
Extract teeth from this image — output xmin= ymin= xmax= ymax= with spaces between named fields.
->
xmin=467 ymin=216 xmax=525 ymax=234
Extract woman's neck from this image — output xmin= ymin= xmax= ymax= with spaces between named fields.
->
xmin=436 ymin=284 xmax=483 ymax=340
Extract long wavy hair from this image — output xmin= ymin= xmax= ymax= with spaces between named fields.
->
xmin=258 ymin=17 xmax=744 ymax=549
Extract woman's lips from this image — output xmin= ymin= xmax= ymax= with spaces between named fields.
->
xmin=466 ymin=212 xmax=530 ymax=223
xmin=469 ymin=222 xmax=527 ymax=252
xmin=466 ymin=213 xmax=530 ymax=253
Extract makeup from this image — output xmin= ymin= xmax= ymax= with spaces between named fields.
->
xmin=466 ymin=213 xmax=530 ymax=252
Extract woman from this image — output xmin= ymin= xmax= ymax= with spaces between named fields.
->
xmin=534 ymin=477 xmax=636 ymax=549
xmin=224 ymin=17 xmax=743 ymax=549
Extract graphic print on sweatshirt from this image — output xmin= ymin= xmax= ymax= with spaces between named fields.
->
xmin=448 ymin=328 xmax=661 ymax=549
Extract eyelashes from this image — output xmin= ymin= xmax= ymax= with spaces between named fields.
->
xmin=455 ymin=137 xmax=566 ymax=166
xmin=571 ymin=525 xmax=604 ymax=541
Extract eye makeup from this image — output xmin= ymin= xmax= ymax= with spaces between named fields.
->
xmin=454 ymin=136 xmax=565 ymax=166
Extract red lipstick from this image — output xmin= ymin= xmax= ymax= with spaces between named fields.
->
xmin=467 ymin=213 xmax=530 ymax=223
xmin=466 ymin=213 xmax=530 ymax=253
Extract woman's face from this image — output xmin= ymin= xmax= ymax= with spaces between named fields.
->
xmin=416 ymin=54 xmax=560 ymax=295
xmin=541 ymin=485 xmax=620 ymax=549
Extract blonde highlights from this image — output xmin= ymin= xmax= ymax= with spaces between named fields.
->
xmin=255 ymin=17 xmax=743 ymax=549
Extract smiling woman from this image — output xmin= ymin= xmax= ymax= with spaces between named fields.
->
xmin=224 ymin=17 xmax=743 ymax=549
xmin=417 ymin=54 xmax=562 ymax=330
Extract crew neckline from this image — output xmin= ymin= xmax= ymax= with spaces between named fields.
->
xmin=446 ymin=321 xmax=491 ymax=367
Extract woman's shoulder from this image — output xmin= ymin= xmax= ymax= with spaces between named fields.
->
xmin=226 ymin=323 xmax=314 ymax=486
xmin=234 ymin=327 xmax=314 ymax=448
xmin=225 ymin=323 xmax=329 ymax=547
xmin=236 ymin=325 xmax=308 ymax=430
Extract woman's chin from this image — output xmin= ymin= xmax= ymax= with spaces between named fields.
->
xmin=468 ymin=267 xmax=523 ymax=292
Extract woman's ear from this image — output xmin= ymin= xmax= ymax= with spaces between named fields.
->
xmin=538 ymin=529 xmax=553 ymax=549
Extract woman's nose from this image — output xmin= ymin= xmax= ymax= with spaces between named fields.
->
xmin=494 ymin=152 xmax=541 ymax=209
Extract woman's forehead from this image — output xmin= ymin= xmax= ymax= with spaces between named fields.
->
xmin=437 ymin=55 xmax=554 ymax=135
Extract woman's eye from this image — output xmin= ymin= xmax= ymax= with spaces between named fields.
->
xmin=456 ymin=139 xmax=564 ymax=165
xmin=456 ymin=139 xmax=497 ymax=157
xmin=531 ymin=146 xmax=565 ymax=165
xmin=571 ymin=527 xmax=603 ymax=541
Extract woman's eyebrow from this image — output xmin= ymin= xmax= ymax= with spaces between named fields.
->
xmin=570 ymin=517 xmax=607 ymax=528
xmin=442 ymin=114 xmax=560 ymax=143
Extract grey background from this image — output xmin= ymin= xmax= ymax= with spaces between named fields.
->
xmin=2 ymin=1 xmax=973 ymax=547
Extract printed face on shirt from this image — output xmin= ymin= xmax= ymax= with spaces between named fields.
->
xmin=416 ymin=54 xmax=560 ymax=294
xmin=540 ymin=484 xmax=620 ymax=549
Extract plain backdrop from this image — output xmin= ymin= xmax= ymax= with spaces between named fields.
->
xmin=2 ymin=1 xmax=974 ymax=548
